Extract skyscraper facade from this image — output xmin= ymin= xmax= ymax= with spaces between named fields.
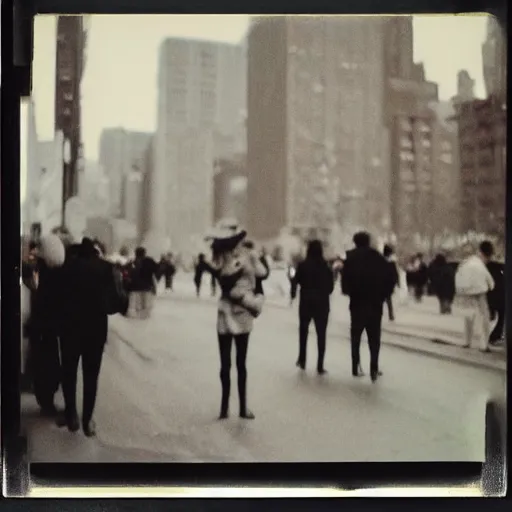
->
xmin=155 ymin=37 xmax=246 ymax=253
xmin=246 ymin=17 xmax=390 ymax=245
xmin=482 ymin=15 xmax=507 ymax=101
xmin=98 ymin=128 xmax=152 ymax=219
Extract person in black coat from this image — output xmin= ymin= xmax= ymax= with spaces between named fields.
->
xmin=413 ymin=253 xmax=428 ymax=302
xmin=58 ymin=238 xmax=113 ymax=437
xmin=291 ymin=240 xmax=334 ymax=374
xmin=26 ymin=235 xmax=67 ymax=415
xmin=428 ymin=254 xmax=456 ymax=314
xmin=487 ymin=260 xmax=505 ymax=345
xmin=342 ymin=232 xmax=395 ymax=382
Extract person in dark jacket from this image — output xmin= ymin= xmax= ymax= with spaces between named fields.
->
xmin=194 ymin=253 xmax=208 ymax=297
xmin=383 ymin=245 xmax=399 ymax=321
xmin=58 ymin=238 xmax=114 ymax=437
xmin=291 ymin=240 xmax=334 ymax=374
xmin=342 ymin=232 xmax=395 ymax=382
xmin=127 ymin=247 xmax=159 ymax=318
xmin=487 ymin=260 xmax=504 ymax=345
xmin=413 ymin=253 xmax=428 ymax=302
xmin=28 ymin=235 xmax=67 ymax=416
xmin=428 ymin=254 xmax=456 ymax=314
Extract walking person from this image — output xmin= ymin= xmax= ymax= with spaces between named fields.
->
xmin=58 ymin=238 xmax=126 ymax=436
xmin=29 ymin=234 xmax=67 ymax=416
xmin=429 ymin=254 xmax=456 ymax=314
xmin=291 ymin=240 xmax=334 ymax=375
xmin=194 ymin=253 xmax=208 ymax=297
xmin=487 ymin=258 xmax=505 ymax=345
xmin=342 ymin=232 xmax=396 ymax=382
xmin=206 ymin=224 xmax=268 ymax=420
xmin=127 ymin=247 xmax=159 ymax=319
xmin=413 ymin=253 xmax=428 ymax=303
xmin=455 ymin=241 xmax=495 ymax=352
xmin=164 ymin=253 xmax=177 ymax=292
xmin=383 ymin=244 xmax=399 ymax=322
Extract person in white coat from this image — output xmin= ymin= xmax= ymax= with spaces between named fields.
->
xmin=455 ymin=241 xmax=495 ymax=352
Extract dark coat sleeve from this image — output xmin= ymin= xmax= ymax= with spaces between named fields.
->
xmin=290 ymin=263 xmax=301 ymax=300
xmin=341 ymin=258 xmax=351 ymax=296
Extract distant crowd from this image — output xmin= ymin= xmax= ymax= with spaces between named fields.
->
xmin=21 ymin=227 xmax=504 ymax=431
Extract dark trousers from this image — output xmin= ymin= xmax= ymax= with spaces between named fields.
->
xmin=165 ymin=274 xmax=174 ymax=290
xmin=490 ymin=303 xmax=505 ymax=342
xmin=439 ymin=298 xmax=452 ymax=315
xmin=211 ymin=274 xmax=217 ymax=296
xmin=385 ymin=296 xmax=395 ymax=321
xmin=350 ymin=304 xmax=383 ymax=376
xmin=60 ymin=316 xmax=108 ymax=426
xmin=32 ymin=330 xmax=61 ymax=409
xmin=298 ymin=307 xmax=329 ymax=371
xmin=218 ymin=333 xmax=250 ymax=414
xmin=414 ymin=285 xmax=424 ymax=302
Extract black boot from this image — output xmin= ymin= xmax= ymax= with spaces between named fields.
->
xmin=238 ymin=372 xmax=255 ymax=420
xmin=58 ymin=411 xmax=79 ymax=432
xmin=219 ymin=374 xmax=230 ymax=420
xmin=83 ymin=419 xmax=97 ymax=437
xmin=352 ymin=363 xmax=365 ymax=377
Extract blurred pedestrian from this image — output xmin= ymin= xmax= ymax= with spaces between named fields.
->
xmin=194 ymin=253 xmax=208 ymax=297
xmin=58 ymin=238 xmax=126 ymax=436
xmin=383 ymin=244 xmax=399 ymax=321
xmin=291 ymin=240 xmax=334 ymax=374
xmin=127 ymin=247 xmax=159 ymax=319
xmin=207 ymin=223 xmax=268 ymax=420
xmin=486 ymin=256 xmax=505 ymax=345
xmin=428 ymin=254 xmax=456 ymax=314
xmin=342 ymin=232 xmax=395 ymax=382
xmin=288 ymin=260 xmax=299 ymax=306
xmin=29 ymin=234 xmax=67 ymax=416
xmin=412 ymin=253 xmax=428 ymax=302
xmin=455 ymin=241 xmax=495 ymax=352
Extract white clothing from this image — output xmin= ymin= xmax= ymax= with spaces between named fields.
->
xmin=458 ymin=294 xmax=491 ymax=351
xmin=455 ymin=255 xmax=494 ymax=296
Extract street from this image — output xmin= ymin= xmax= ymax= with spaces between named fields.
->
xmin=24 ymin=274 xmax=506 ymax=463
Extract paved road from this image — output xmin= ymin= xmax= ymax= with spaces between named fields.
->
xmin=25 ymin=285 xmax=505 ymax=463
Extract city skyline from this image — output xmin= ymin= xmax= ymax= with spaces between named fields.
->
xmin=30 ymin=13 xmax=489 ymax=165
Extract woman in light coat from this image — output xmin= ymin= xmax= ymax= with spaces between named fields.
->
xmin=206 ymin=224 xmax=267 ymax=420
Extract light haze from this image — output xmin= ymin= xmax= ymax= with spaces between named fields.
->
xmin=31 ymin=14 xmax=488 ymax=163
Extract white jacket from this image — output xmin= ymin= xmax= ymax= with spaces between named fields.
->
xmin=455 ymin=255 xmax=495 ymax=296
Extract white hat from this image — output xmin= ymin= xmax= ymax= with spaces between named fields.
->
xmin=206 ymin=219 xmax=247 ymax=244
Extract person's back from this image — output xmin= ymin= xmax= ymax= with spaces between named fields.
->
xmin=342 ymin=246 xmax=392 ymax=308
xmin=61 ymin=246 xmax=111 ymax=329
xmin=295 ymin=257 xmax=334 ymax=311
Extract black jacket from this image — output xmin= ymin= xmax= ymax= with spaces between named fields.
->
xmin=60 ymin=252 xmax=113 ymax=331
xmin=429 ymin=262 xmax=456 ymax=301
xmin=130 ymin=257 xmax=158 ymax=292
xmin=487 ymin=261 xmax=504 ymax=310
xmin=291 ymin=258 xmax=334 ymax=312
xmin=342 ymin=247 xmax=395 ymax=309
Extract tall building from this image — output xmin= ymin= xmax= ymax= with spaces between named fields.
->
xmin=431 ymin=103 xmax=461 ymax=236
xmin=98 ymin=128 xmax=152 ymax=219
xmin=482 ymin=15 xmax=507 ymax=101
xmin=213 ymin=155 xmax=247 ymax=226
xmin=452 ymin=70 xmax=476 ymax=105
xmin=78 ymin=160 xmax=110 ymax=218
xmin=452 ymin=96 xmax=506 ymax=238
xmin=155 ymin=37 xmax=246 ymax=253
xmin=384 ymin=16 xmax=440 ymax=255
xmin=246 ymin=17 xmax=390 ymax=245
xmin=54 ymin=16 xmax=88 ymax=209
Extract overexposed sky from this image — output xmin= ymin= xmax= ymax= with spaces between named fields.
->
xmin=32 ymin=14 xmax=489 ymax=161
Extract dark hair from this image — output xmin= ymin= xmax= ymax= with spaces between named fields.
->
xmin=29 ymin=241 xmax=39 ymax=251
xmin=479 ymin=240 xmax=494 ymax=258
xmin=135 ymin=247 xmax=146 ymax=259
xmin=434 ymin=253 xmax=447 ymax=265
xmin=417 ymin=253 xmax=424 ymax=259
xmin=353 ymin=231 xmax=371 ymax=248
xmin=119 ymin=246 xmax=129 ymax=257
xmin=81 ymin=237 xmax=99 ymax=258
xmin=243 ymin=240 xmax=255 ymax=250
xmin=306 ymin=239 xmax=324 ymax=260
xmin=383 ymin=244 xmax=394 ymax=257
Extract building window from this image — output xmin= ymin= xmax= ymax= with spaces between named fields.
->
xmin=400 ymin=150 xmax=414 ymax=162
xmin=440 ymin=153 xmax=453 ymax=164
xmin=400 ymin=136 xmax=413 ymax=149
xmin=400 ymin=118 xmax=412 ymax=131
xmin=441 ymin=141 xmax=452 ymax=152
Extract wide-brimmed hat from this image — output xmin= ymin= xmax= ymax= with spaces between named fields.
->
xmin=206 ymin=220 xmax=247 ymax=252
